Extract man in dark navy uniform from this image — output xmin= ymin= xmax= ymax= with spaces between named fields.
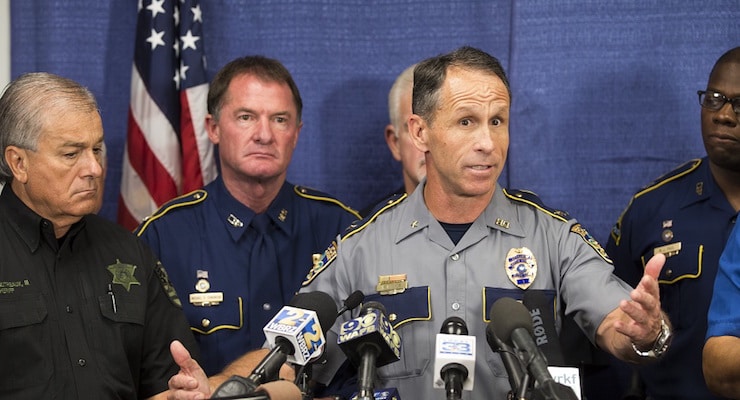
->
xmin=606 ymin=46 xmax=740 ymax=399
xmin=136 ymin=55 xmax=360 ymax=376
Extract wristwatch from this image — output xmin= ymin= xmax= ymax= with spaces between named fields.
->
xmin=631 ymin=318 xmax=672 ymax=359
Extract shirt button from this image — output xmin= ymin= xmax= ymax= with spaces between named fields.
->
xmin=201 ymin=319 xmax=211 ymax=328
xmin=665 ymin=269 xmax=673 ymax=277
xmin=450 ymin=253 xmax=460 ymax=261
xmin=66 ymin=305 xmax=72 ymax=313
xmin=77 ymin=358 xmax=86 ymax=367
xmin=263 ymin=303 xmax=272 ymax=311
xmin=451 ymin=302 xmax=460 ymax=311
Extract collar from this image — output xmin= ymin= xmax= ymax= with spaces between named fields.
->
xmin=0 ymin=184 xmax=85 ymax=252
xmin=212 ymin=178 xmax=294 ymax=242
xmin=395 ymin=180 xmax=526 ymax=249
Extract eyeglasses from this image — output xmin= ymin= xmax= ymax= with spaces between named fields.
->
xmin=697 ymin=90 xmax=740 ymax=115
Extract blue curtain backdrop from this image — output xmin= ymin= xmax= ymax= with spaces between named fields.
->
xmin=9 ymin=0 xmax=740 ymax=244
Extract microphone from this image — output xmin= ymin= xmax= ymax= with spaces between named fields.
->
xmin=485 ymin=317 xmax=525 ymax=396
xmin=337 ymin=290 xmax=365 ymax=316
xmin=212 ymin=292 xmax=337 ymax=398
xmin=433 ymin=317 xmax=476 ymax=400
xmin=349 ymin=387 xmax=402 ymax=400
xmin=491 ymin=297 xmax=578 ymax=400
xmin=210 ymin=380 xmax=303 ymax=400
xmin=522 ymin=290 xmax=564 ymax=366
xmin=337 ymin=301 xmax=401 ymax=400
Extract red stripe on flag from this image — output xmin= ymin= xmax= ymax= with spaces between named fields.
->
xmin=180 ymin=90 xmax=205 ymax=193
xmin=125 ymin=109 xmax=179 ymax=205
xmin=116 ymin=196 xmax=141 ymax=232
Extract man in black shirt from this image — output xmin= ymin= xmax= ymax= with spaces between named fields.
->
xmin=0 ymin=72 xmax=199 ymax=399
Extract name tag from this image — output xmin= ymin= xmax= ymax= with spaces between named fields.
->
xmin=189 ymin=292 xmax=224 ymax=306
xmin=653 ymin=242 xmax=681 ymax=258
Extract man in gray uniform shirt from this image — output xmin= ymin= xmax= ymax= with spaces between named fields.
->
xmin=165 ymin=46 xmax=671 ymax=400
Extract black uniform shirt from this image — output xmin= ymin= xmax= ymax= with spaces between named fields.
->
xmin=0 ymin=186 xmax=198 ymax=399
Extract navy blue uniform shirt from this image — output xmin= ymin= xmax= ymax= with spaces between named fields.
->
xmin=607 ymin=157 xmax=737 ymax=400
xmin=136 ymin=177 xmax=359 ymax=375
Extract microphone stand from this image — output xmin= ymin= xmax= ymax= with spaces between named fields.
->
xmin=295 ymin=363 xmax=314 ymax=400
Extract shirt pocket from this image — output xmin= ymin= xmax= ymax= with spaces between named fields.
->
xmin=363 ymin=286 xmax=432 ymax=380
xmin=185 ymin=295 xmax=244 ymax=335
xmin=646 ymin=243 xmax=704 ymax=329
xmin=0 ymin=292 xmax=52 ymax=389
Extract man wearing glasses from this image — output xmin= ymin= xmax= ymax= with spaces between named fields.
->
xmin=604 ymin=46 xmax=739 ymax=399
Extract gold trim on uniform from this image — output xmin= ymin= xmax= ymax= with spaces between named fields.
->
xmin=506 ymin=247 xmax=537 ymax=290
xmin=377 ymin=274 xmax=408 ymax=295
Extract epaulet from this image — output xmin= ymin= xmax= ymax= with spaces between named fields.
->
xmin=503 ymin=188 xmax=570 ymax=222
xmin=134 ymin=189 xmax=208 ymax=236
xmin=293 ymin=185 xmax=361 ymax=220
xmin=301 ymin=192 xmax=407 ymax=287
xmin=610 ymin=159 xmax=702 ymax=246
xmin=634 ymin=158 xmax=702 ymax=199
xmin=503 ymin=189 xmax=610 ymax=263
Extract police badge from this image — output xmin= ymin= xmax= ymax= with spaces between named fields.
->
xmin=506 ymin=247 xmax=537 ymax=289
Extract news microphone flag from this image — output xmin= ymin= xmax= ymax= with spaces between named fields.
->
xmin=433 ymin=331 xmax=476 ymax=391
xmin=263 ymin=305 xmax=326 ymax=365
xmin=119 ymin=0 xmax=217 ymax=230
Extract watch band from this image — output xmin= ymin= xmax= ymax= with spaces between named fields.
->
xmin=631 ymin=317 xmax=672 ymax=359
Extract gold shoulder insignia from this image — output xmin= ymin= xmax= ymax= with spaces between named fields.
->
xmin=294 ymin=185 xmax=361 ymax=219
xmin=504 ymin=188 xmax=570 ymax=222
xmin=135 ymin=189 xmax=208 ymax=236
xmin=571 ymin=223 xmax=612 ymax=263
xmin=300 ymin=193 xmax=407 ymax=287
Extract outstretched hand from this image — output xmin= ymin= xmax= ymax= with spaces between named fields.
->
xmin=167 ymin=340 xmax=211 ymax=400
xmin=614 ymin=252 xmax=666 ymax=348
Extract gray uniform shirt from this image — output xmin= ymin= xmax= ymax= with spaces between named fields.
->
xmin=301 ymin=182 xmax=632 ymax=399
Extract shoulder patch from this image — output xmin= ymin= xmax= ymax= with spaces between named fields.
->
xmin=610 ymin=158 xmax=702 ymax=246
xmin=134 ymin=189 xmax=208 ymax=236
xmin=571 ymin=223 xmax=612 ymax=263
xmin=503 ymin=188 xmax=570 ymax=222
xmin=300 ymin=193 xmax=407 ymax=287
xmin=294 ymin=185 xmax=361 ymax=220
xmin=154 ymin=261 xmax=183 ymax=308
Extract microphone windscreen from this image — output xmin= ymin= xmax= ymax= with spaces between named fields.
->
xmin=255 ymin=380 xmax=302 ymax=400
xmin=344 ymin=290 xmax=365 ymax=310
xmin=440 ymin=316 xmax=468 ymax=335
xmin=291 ymin=291 xmax=338 ymax=331
xmin=360 ymin=300 xmax=387 ymax=315
xmin=490 ymin=297 xmax=533 ymax=345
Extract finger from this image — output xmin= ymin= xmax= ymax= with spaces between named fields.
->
xmin=643 ymin=253 xmax=665 ymax=281
xmin=170 ymin=340 xmax=202 ymax=375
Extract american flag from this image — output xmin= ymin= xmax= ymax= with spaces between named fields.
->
xmin=118 ymin=0 xmax=217 ymax=230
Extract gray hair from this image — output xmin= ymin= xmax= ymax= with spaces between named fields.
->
xmin=0 ymin=72 xmax=98 ymax=183
xmin=388 ymin=64 xmax=416 ymax=135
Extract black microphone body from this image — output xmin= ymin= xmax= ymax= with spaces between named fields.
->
xmin=491 ymin=297 xmax=578 ymax=400
xmin=438 ymin=317 xmax=471 ymax=400
xmin=337 ymin=301 xmax=401 ymax=400
xmin=485 ymin=322 xmax=524 ymax=396
xmin=212 ymin=292 xmax=337 ymax=398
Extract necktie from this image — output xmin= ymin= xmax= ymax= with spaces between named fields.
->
xmin=249 ymin=213 xmax=283 ymax=341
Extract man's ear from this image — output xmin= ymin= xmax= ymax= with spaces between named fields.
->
xmin=384 ymin=124 xmax=402 ymax=161
xmin=5 ymin=146 xmax=29 ymax=183
xmin=407 ymin=114 xmax=429 ymax=153
xmin=205 ymin=114 xmax=220 ymax=145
